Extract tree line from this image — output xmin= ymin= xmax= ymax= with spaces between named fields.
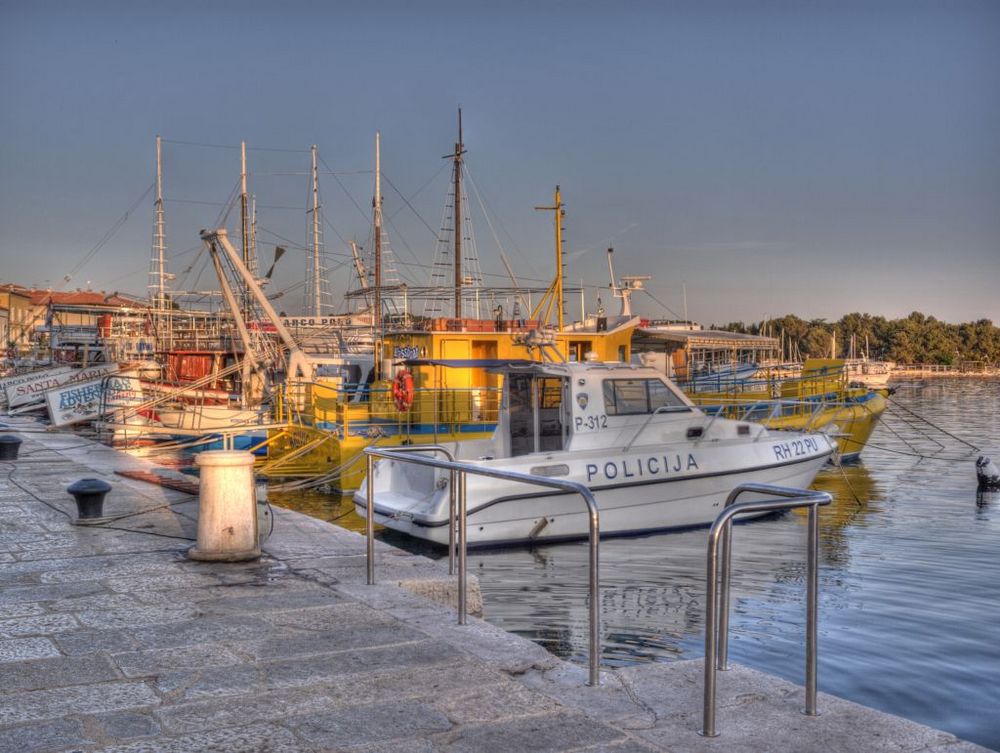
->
xmin=714 ymin=313 xmax=1000 ymax=365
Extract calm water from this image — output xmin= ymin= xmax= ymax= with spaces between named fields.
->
xmin=269 ymin=379 xmax=1000 ymax=750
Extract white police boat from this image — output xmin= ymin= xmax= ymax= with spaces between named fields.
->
xmin=354 ymin=358 xmax=835 ymax=546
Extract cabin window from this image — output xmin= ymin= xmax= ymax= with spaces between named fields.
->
xmin=602 ymin=378 xmax=688 ymax=415
xmin=568 ymin=341 xmax=591 ymax=362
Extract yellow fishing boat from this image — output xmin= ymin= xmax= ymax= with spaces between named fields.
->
xmin=686 ymin=358 xmax=889 ymax=462
xmin=259 ymin=319 xmax=638 ymax=491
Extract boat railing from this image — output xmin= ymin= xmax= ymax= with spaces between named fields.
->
xmin=282 ymin=381 xmax=502 ymax=438
xmin=702 ymin=483 xmax=832 ymax=738
xmin=621 ymin=404 xmax=693 ymax=452
xmin=362 ymin=446 xmax=602 ymax=687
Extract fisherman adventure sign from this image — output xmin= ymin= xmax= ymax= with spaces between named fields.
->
xmin=45 ymin=372 xmax=143 ymax=427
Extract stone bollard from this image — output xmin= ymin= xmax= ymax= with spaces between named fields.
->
xmin=188 ymin=450 xmax=260 ymax=562
xmin=67 ymin=478 xmax=112 ymax=523
xmin=0 ymin=435 xmax=22 ymax=461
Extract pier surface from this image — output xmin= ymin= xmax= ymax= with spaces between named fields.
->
xmin=0 ymin=419 xmax=993 ymax=753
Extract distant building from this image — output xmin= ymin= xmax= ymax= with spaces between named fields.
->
xmin=0 ymin=285 xmax=34 ymax=355
xmin=26 ymin=289 xmax=149 ymax=363
xmin=0 ymin=285 xmax=149 ymax=361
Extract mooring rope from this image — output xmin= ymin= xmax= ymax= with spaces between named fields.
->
xmin=886 ymin=395 xmax=981 ymax=451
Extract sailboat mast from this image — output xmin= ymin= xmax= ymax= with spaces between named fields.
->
xmin=240 ymin=140 xmax=251 ymax=321
xmin=153 ymin=135 xmax=166 ymax=308
xmin=311 ymin=144 xmax=322 ymax=318
xmin=373 ymin=131 xmax=383 ymax=378
xmin=149 ymin=134 xmax=170 ymax=348
xmin=453 ymin=109 xmax=464 ymax=319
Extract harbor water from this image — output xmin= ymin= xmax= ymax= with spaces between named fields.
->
xmin=269 ymin=378 xmax=1000 ymax=750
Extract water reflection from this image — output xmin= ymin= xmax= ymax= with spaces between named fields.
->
xmin=975 ymin=488 xmax=998 ymax=515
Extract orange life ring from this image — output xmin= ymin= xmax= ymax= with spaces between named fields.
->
xmin=393 ymin=369 xmax=415 ymax=412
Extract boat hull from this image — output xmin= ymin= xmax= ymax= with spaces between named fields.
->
xmin=354 ymin=435 xmax=833 ymax=547
xmin=156 ymin=405 xmax=262 ymax=431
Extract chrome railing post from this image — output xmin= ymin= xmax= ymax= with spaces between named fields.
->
xmin=458 ymin=470 xmax=468 ymax=625
xmin=448 ymin=468 xmax=456 ymax=576
xmin=701 ymin=484 xmax=831 ymax=737
xmin=702 ymin=516 xmax=723 ymax=738
xmin=716 ymin=514 xmax=733 ymax=671
xmin=584 ymin=488 xmax=601 ymax=688
xmin=805 ymin=502 xmax=819 ymax=716
xmin=366 ymin=453 xmax=376 ymax=585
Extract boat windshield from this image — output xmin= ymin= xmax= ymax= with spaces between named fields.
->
xmin=602 ymin=378 xmax=689 ymax=416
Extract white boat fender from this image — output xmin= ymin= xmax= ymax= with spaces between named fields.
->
xmin=975 ymin=456 xmax=1000 ymax=490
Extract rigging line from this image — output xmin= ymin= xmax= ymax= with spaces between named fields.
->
xmin=462 ymin=160 xmax=540 ymax=279
xmin=160 ymin=138 xmax=308 ymax=154
xmin=215 ymin=178 xmax=242 ymax=229
xmin=465 ymin=165 xmax=516 ymax=277
xmin=258 ymin=170 xmax=374 ymax=177
xmin=256 ymin=227 xmax=313 ymax=253
xmin=64 ymin=181 xmax=155 ymax=281
xmin=164 ymin=197 xmax=227 ymax=207
xmin=103 ymin=244 xmax=204 ymax=287
xmin=383 ymin=166 xmax=448 ymax=239
xmin=317 ymin=153 xmax=370 ymax=224
xmin=321 ymin=213 xmax=351 ymax=250
xmin=641 ymin=288 xmax=684 ymax=320
xmin=381 ymin=214 xmax=430 ymax=282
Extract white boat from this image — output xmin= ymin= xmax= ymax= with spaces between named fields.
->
xmin=844 ymin=359 xmax=894 ymax=389
xmin=154 ymin=403 xmax=264 ymax=431
xmin=354 ymin=358 xmax=835 ymax=546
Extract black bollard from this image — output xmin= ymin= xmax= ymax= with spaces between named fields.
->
xmin=67 ymin=478 xmax=112 ymax=521
xmin=0 ymin=435 xmax=22 ymax=461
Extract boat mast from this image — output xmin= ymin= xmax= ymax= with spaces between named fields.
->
xmin=533 ymin=185 xmax=566 ymax=330
xmin=152 ymin=135 xmax=166 ymax=308
xmin=150 ymin=134 xmax=170 ymax=348
xmin=240 ymin=140 xmax=251 ymax=322
xmin=350 ymin=240 xmax=370 ymax=303
xmin=373 ymin=131 xmax=383 ymax=378
xmin=310 ymin=144 xmax=322 ymax=318
xmin=453 ymin=109 xmax=466 ymax=319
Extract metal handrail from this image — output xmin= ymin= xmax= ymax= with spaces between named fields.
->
xmin=701 ymin=483 xmax=832 ymax=738
xmin=363 ymin=446 xmax=602 ymax=686
xmin=621 ymin=404 xmax=692 ymax=452
xmin=364 ymin=445 xmax=459 ymax=574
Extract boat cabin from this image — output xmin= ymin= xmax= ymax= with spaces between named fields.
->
xmin=491 ymin=360 xmax=696 ymax=458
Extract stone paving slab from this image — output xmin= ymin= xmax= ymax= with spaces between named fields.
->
xmin=0 ymin=420 xmax=995 ymax=753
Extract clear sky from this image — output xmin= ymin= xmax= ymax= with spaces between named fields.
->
xmin=1 ymin=0 xmax=998 ymax=325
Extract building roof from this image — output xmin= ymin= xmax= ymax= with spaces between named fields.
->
xmin=25 ymin=289 xmax=147 ymax=309
xmin=633 ymin=326 xmax=778 ymax=351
